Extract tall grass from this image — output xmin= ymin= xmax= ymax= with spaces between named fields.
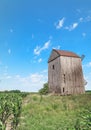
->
xmin=17 ymin=92 xmax=91 ymax=130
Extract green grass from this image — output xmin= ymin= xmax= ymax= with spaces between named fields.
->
xmin=17 ymin=92 xmax=91 ymax=130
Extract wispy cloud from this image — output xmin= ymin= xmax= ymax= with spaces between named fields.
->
xmin=79 ymin=16 xmax=91 ymax=23
xmin=42 ymin=69 xmax=47 ymax=73
xmin=6 ymin=75 xmax=12 ymax=79
xmin=84 ymin=72 xmax=91 ymax=90
xmin=87 ymin=62 xmax=91 ymax=67
xmin=15 ymin=73 xmax=47 ymax=84
xmin=0 ymin=71 xmax=48 ymax=92
xmin=8 ymin=49 xmax=11 ymax=55
xmin=34 ymin=46 xmax=40 ymax=55
xmin=38 ymin=58 xmax=42 ymax=63
xmin=55 ymin=17 xmax=65 ymax=29
xmin=83 ymin=62 xmax=91 ymax=68
xmin=85 ymin=16 xmax=91 ymax=22
xmin=30 ymin=73 xmax=45 ymax=83
xmin=55 ymin=17 xmax=79 ymax=31
xmin=14 ymin=73 xmax=47 ymax=91
xmin=79 ymin=17 xmax=84 ymax=22
xmin=53 ymin=45 xmax=61 ymax=49
xmin=55 ymin=14 xmax=91 ymax=32
xmin=34 ymin=40 xmax=50 ymax=55
xmin=83 ymin=61 xmax=91 ymax=90
xmin=65 ymin=22 xmax=78 ymax=31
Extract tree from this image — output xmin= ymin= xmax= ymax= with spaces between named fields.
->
xmin=39 ymin=83 xmax=49 ymax=95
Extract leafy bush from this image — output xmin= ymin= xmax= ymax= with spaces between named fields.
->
xmin=80 ymin=108 xmax=91 ymax=129
xmin=39 ymin=83 xmax=49 ymax=95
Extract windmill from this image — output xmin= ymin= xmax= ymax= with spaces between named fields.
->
xmin=81 ymin=54 xmax=85 ymax=61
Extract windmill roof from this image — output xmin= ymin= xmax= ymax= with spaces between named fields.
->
xmin=53 ymin=49 xmax=80 ymax=58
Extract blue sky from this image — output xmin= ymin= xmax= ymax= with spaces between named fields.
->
xmin=0 ymin=0 xmax=91 ymax=92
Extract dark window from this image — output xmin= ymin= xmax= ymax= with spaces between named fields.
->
xmin=63 ymin=74 xmax=65 ymax=83
xmin=63 ymin=88 xmax=65 ymax=93
xmin=52 ymin=65 xmax=55 ymax=69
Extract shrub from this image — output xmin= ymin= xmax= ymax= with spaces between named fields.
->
xmin=39 ymin=83 xmax=49 ymax=95
xmin=80 ymin=108 xmax=91 ymax=129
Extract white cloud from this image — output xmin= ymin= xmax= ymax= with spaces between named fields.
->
xmin=85 ymin=16 xmax=91 ymax=22
xmin=6 ymin=76 xmax=12 ymax=79
xmin=14 ymin=73 xmax=47 ymax=91
xmin=42 ymin=69 xmax=47 ymax=73
xmin=44 ymin=41 xmax=50 ymax=49
xmin=1 ymin=71 xmax=11 ymax=79
xmin=53 ymin=45 xmax=61 ymax=50
xmin=30 ymin=73 xmax=45 ymax=83
xmin=86 ymin=79 xmax=91 ymax=90
xmin=84 ymin=73 xmax=91 ymax=90
xmin=88 ymin=62 xmax=91 ymax=67
xmin=83 ymin=62 xmax=91 ymax=90
xmin=55 ymin=15 xmax=91 ymax=32
xmin=8 ymin=49 xmax=11 ymax=55
xmin=71 ymin=23 xmax=78 ymax=30
xmin=0 ymin=72 xmax=48 ymax=92
xmin=34 ymin=46 xmax=40 ymax=55
xmin=34 ymin=40 xmax=50 ymax=55
xmin=65 ymin=22 xmax=78 ymax=31
xmin=38 ymin=58 xmax=42 ymax=63
xmin=79 ymin=16 xmax=91 ymax=23
xmin=55 ymin=17 xmax=65 ymax=29
xmin=79 ymin=17 xmax=84 ymax=22
xmin=15 ymin=75 xmax=21 ymax=78
xmin=84 ymin=62 xmax=91 ymax=67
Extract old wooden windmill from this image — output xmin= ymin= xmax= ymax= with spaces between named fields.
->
xmin=48 ymin=49 xmax=85 ymax=95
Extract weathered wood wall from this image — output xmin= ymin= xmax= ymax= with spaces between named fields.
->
xmin=48 ymin=50 xmax=60 ymax=63
xmin=60 ymin=56 xmax=85 ymax=95
xmin=48 ymin=51 xmax=85 ymax=95
xmin=48 ymin=57 xmax=61 ymax=93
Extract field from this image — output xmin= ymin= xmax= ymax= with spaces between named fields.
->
xmin=0 ymin=91 xmax=27 ymax=130
xmin=0 ymin=91 xmax=91 ymax=130
xmin=17 ymin=92 xmax=91 ymax=130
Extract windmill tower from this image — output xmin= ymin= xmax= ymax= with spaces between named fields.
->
xmin=48 ymin=49 xmax=85 ymax=95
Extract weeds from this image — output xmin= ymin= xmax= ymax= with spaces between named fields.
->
xmin=17 ymin=92 xmax=91 ymax=130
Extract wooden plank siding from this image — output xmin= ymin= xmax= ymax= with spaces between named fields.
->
xmin=48 ymin=57 xmax=61 ymax=93
xmin=60 ymin=56 xmax=85 ymax=95
xmin=48 ymin=49 xmax=85 ymax=95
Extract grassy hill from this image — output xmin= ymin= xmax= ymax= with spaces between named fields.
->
xmin=17 ymin=92 xmax=91 ymax=130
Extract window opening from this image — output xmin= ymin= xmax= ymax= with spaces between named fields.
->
xmin=52 ymin=65 xmax=55 ymax=70
xmin=63 ymin=74 xmax=65 ymax=83
xmin=63 ymin=88 xmax=65 ymax=93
